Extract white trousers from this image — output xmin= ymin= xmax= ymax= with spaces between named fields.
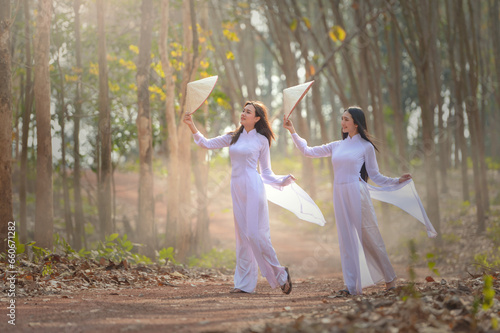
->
xmin=231 ymin=177 xmax=287 ymax=292
xmin=358 ymin=182 xmax=396 ymax=288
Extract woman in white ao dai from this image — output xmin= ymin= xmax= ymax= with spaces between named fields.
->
xmin=184 ymin=101 xmax=293 ymax=294
xmin=284 ymin=106 xmax=428 ymax=295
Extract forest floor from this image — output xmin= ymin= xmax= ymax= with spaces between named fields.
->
xmin=2 ymin=169 xmax=500 ymax=332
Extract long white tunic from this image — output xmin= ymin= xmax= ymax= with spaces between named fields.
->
xmin=291 ymin=133 xmax=437 ymax=294
xmin=193 ymin=129 xmax=294 ymax=292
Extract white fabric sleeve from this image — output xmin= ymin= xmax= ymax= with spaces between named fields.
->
xmin=364 ymin=144 xmax=400 ymax=186
xmin=193 ymin=131 xmax=232 ymax=149
xmin=291 ymin=133 xmax=334 ymax=157
xmin=258 ymin=141 xmax=294 ymax=189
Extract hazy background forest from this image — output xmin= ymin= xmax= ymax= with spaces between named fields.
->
xmin=0 ymin=0 xmax=499 ymax=270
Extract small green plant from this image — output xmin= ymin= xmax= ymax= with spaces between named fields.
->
xmin=41 ymin=262 xmax=54 ymax=277
xmin=482 ymin=275 xmax=495 ymax=311
xmin=474 ymin=250 xmax=500 ymax=270
xmin=188 ymin=248 xmax=236 ymax=269
xmin=470 ymin=275 xmax=497 ymax=330
xmin=426 ymin=252 xmax=440 ymax=276
xmin=32 ymin=245 xmax=51 ymax=263
xmin=157 ymin=247 xmax=177 ymax=265
xmin=402 ymin=239 xmax=420 ymax=300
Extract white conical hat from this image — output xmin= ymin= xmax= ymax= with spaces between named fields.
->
xmin=283 ymin=80 xmax=314 ymax=120
xmin=185 ymin=76 xmax=218 ymax=115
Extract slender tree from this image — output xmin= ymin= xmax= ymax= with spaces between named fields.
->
xmin=393 ymin=0 xmax=442 ymax=242
xmin=72 ymin=0 xmax=85 ymax=249
xmin=34 ymin=0 xmax=54 ymax=249
xmin=136 ymin=0 xmax=155 ymax=257
xmin=19 ymin=0 xmax=33 ymax=243
xmin=96 ymin=0 xmax=112 ymax=239
xmin=0 ymin=0 xmax=13 ymax=254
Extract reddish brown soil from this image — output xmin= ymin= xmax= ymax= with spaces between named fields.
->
xmin=1 ymin=171 xmax=432 ymax=332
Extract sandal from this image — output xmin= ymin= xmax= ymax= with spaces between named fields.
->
xmin=229 ymin=288 xmax=249 ymax=293
xmin=338 ymin=289 xmax=350 ymax=296
xmin=281 ymin=267 xmax=292 ymax=295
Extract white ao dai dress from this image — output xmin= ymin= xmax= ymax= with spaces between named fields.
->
xmin=291 ymin=133 xmax=437 ymax=295
xmin=193 ymin=129 xmax=293 ymax=292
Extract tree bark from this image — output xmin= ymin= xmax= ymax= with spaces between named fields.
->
xmin=0 ymin=0 xmax=13 ymax=254
xmin=55 ymin=50 xmax=74 ymax=245
xmin=72 ymin=0 xmax=85 ymax=249
xmin=396 ymin=0 xmax=441 ymax=242
xmin=136 ymin=0 xmax=155 ymax=257
xmin=159 ymin=0 xmax=179 ymax=249
xmin=19 ymin=0 xmax=33 ymax=244
xmin=96 ymin=0 xmax=112 ymax=239
xmin=34 ymin=0 xmax=53 ymax=249
xmin=444 ymin=0 xmax=469 ymax=202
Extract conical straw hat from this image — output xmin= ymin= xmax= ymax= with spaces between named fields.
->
xmin=185 ymin=76 xmax=218 ymax=115
xmin=283 ymin=80 xmax=314 ymax=120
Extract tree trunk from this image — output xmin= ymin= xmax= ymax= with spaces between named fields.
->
xmin=176 ymin=0 xmax=200 ymax=261
xmin=193 ymin=108 xmax=211 ymax=256
xmin=385 ymin=19 xmax=407 ymax=171
xmin=455 ymin=0 xmax=486 ymax=233
xmin=55 ymin=52 xmax=74 ymax=245
xmin=444 ymin=0 xmax=469 ymax=202
xmin=73 ymin=0 xmax=85 ymax=249
xmin=397 ymin=0 xmax=441 ymax=242
xmin=96 ymin=0 xmax=112 ymax=239
xmin=34 ymin=0 xmax=53 ymax=249
xmin=489 ymin=0 xmax=500 ymax=160
xmin=159 ymin=0 xmax=179 ymax=249
xmin=19 ymin=0 xmax=33 ymax=244
xmin=0 ymin=0 xmax=13 ymax=254
xmin=136 ymin=0 xmax=155 ymax=257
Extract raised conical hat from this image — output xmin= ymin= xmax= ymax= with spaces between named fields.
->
xmin=185 ymin=76 xmax=218 ymax=115
xmin=283 ymin=80 xmax=314 ymax=120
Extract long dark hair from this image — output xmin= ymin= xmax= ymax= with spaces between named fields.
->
xmin=229 ymin=101 xmax=275 ymax=147
xmin=342 ymin=106 xmax=378 ymax=182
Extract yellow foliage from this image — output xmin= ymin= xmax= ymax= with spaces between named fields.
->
xmin=221 ymin=21 xmax=236 ymax=30
xmin=302 ymin=17 xmax=311 ymax=30
xmin=226 ymin=51 xmax=235 ymax=60
xmin=200 ymin=60 xmax=209 ymax=69
xmin=109 ymin=81 xmax=120 ymax=92
xmin=223 ymin=29 xmax=240 ymax=42
xmin=89 ymin=62 xmax=99 ymax=76
xmin=49 ymin=64 xmax=55 ymax=72
xmin=65 ymin=74 xmax=78 ymax=82
xmin=152 ymin=62 xmax=165 ymax=78
xmin=129 ymin=83 xmax=137 ymax=91
xmin=329 ymin=25 xmax=346 ymax=42
xmin=72 ymin=66 xmax=83 ymax=74
xmin=290 ymin=19 xmax=297 ymax=32
xmin=129 ymin=45 xmax=139 ymax=54
xmin=107 ymin=54 xmax=117 ymax=62
xmin=119 ymin=58 xmax=137 ymax=71
xmin=217 ymin=97 xmax=231 ymax=110
xmin=200 ymin=71 xmax=210 ymax=78
xmin=199 ymin=36 xmax=206 ymax=43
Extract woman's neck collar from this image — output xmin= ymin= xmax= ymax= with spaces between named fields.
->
xmin=243 ymin=126 xmax=256 ymax=133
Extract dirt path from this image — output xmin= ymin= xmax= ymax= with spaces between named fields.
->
xmin=6 ymin=268 xmax=429 ymax=333
xmin=0 ymin=171 xmax=437 ymax=332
